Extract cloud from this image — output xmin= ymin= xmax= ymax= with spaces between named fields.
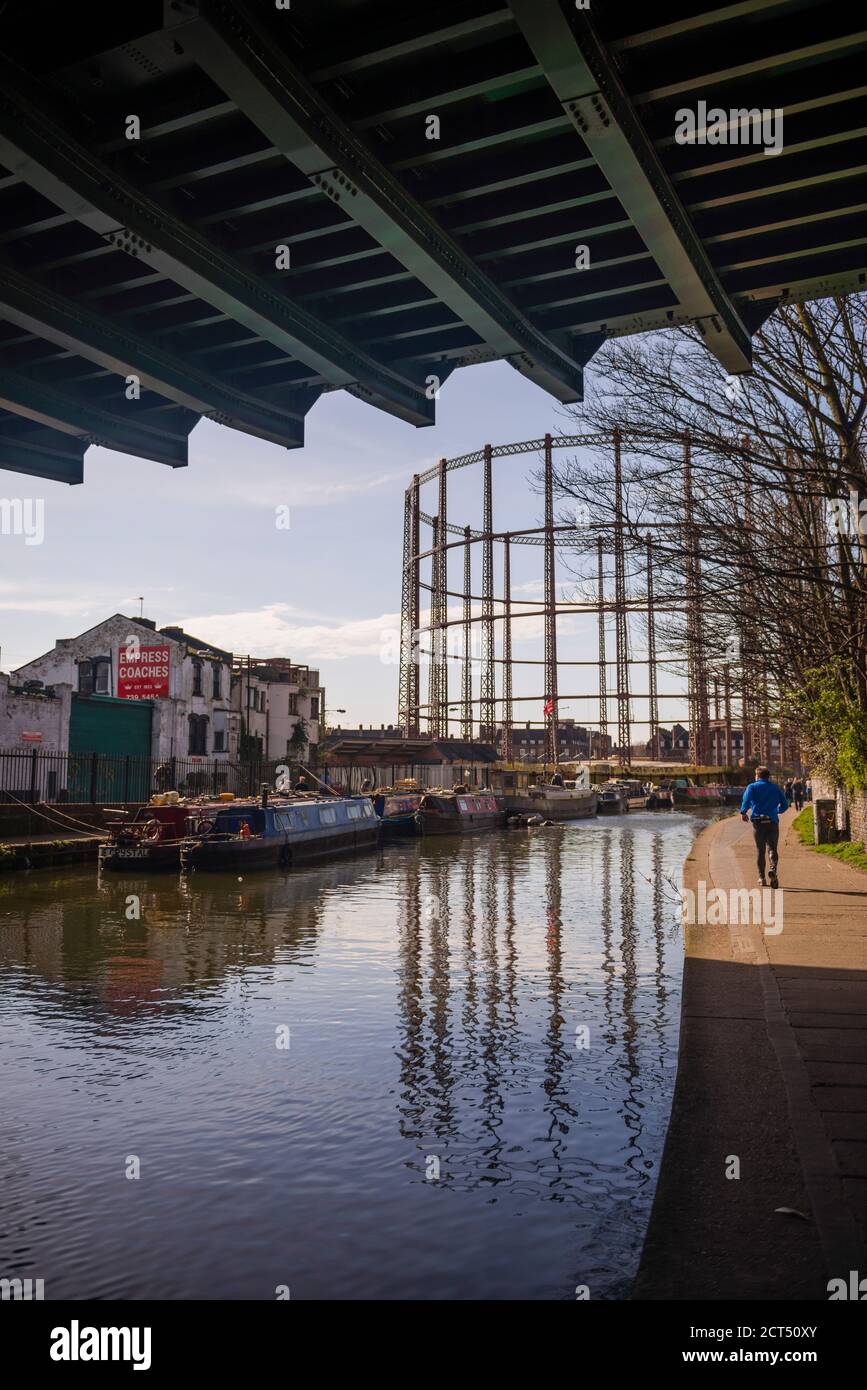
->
xmin=176 ymin=603 xmax=402 ymax=662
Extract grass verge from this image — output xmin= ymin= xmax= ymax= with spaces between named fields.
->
xmin=793 ymin=806 xmax=867 ymax=872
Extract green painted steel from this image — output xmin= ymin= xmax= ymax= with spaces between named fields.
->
xmin=68 ymin=695 xmax=153 ymax=801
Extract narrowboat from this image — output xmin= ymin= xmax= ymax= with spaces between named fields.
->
xmin=372 ymin=789 xmax=423 ymax=837
xmin=606 ymin=778 xmax=648 ymax=810
xmin=503 ymin=782 xmax=597 ymax=822
xmin=670 ymin=778 xmax=736 ymax=807
xmin=179 ymin=794 xmax=379 ymax=871
xmin=98 ymin=801 xmax=218 ymax=871
xmin=418 ymin=790 xmax=505 ymax=835
xmin=596 ymin=784 xmax=629 ymax=815
xmin=645 ymin=783 xmax=674 ymax=810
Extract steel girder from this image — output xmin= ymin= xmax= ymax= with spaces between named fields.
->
xmin=0 ymin=258 xmax=320 ymax=449
xmin=167 ymin=0 xmax=588 ymax=404
xmin=0 ymin=54 xmax=434 ymax=428
xmin=0 ymin=417 xmax=85 ymax=484
xmin=508 ymin=0 xmax=754 ymax=375
xmin=0 ymin=367 xmax=194 ymax=468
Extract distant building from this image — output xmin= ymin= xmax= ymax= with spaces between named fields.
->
xmin=707 ymin=720 xmax=782 ymax=765
xmin=13 ymin=614 xmax=238 ymax=762
xmin=497 ymin=719 xmax=612 ymax=763
xmin=1 ymin=673 xmax=72 ymax=754
xmin=647 ymin=724 xmax=691 ymax=761
xmin=230 ymin=658 xmax=324 ymax=762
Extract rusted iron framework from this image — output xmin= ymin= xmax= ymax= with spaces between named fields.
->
xmin=397 ymin=431 xmax=773 ymax=768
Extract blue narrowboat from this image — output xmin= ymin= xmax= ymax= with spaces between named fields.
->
xmin=179 ymin=794 xmax=380 ymax=871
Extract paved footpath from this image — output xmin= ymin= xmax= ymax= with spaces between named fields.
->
xmin=635 ymin=808 xmax=867 ymax=1299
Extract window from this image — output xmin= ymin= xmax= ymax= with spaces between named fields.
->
xmin=362 ymin=801 xmax=375 ymax=818
xmin=78 ymin=658 xmax=110 ymax=695
xmin=192 ymin=659 xmax=203 ymax=696
xmin=320 ymin=807 xmax=337 ymax=825
xmin=287 ymin=693 xmax=298 ymax=715
xmin=212 ymin=664 xmax=221 ymax=699
xmin=347 ymin=804 xmax=362 ymax=820
xmin=188 ymin=713 xmax=208 ymax=755
xmin=309 ymin=697 xmax=319 ymax=722
xmin=213 ymin=710 xmax=227 ymax=753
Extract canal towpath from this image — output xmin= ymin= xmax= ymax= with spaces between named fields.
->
xmin=635 ymin=807 xmax=867 ymax=1299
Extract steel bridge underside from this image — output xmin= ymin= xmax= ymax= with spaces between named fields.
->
xmin=0 ymin=0 xmax=864 ymax=483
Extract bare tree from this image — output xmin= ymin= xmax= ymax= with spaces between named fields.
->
xmin=547 ymin=295 xmax=867 ymax=784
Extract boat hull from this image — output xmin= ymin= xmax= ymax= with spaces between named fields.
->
xmin=181 ymin=824 xmax=379 ymax=871
xmin=419 ymin=811 xmax=504 ymax=835
xmin=379 ymin=813 xmax=422 ymax=838
xmin=99 ymin=841 xmax=181 ymax=871
xmin=503 ymin=790 xmax=596 ymax=821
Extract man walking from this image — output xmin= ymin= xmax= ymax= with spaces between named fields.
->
xmin=741 ymin=765 xmax=790 ymax=889
xmin=792 ymin=776 xmax=805 ymax=812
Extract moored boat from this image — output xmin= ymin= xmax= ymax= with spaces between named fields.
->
xmin=607 ymin=778 xmax=648 ymax=810
xmin=645 ymin=783 xmax=674 ymax=810
xmin=180 ymin=793 xmax=380 ymax=871
xmin=596 ymin=785 xmax=628 ymax=815
xmin=418 ymin=790 xmax=505 ymax=835
xmin=99 ymin=801 xmax=220 ymax=871
xmin=503 ymin=782 xmax=596 ymax=822
xmin=373 ymin=789 xmax=423 ymax=837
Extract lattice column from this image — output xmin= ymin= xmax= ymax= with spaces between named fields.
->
xmin=427 ymin=514 xmax=442 ymax=736
xmin=480 ymin=443 xmax=496 ymax=741
xmin=502 ymin=536 xmax=513 ymax=763
xmin=398 ymin=475 xmax=421 ymax=736
xmin=597 ymin=534 xmax=608 ymax=758
xmin=613 ymin=428 xmax=631 ymax=764
xmin=724 ymin=665 xmax=733 ymax=767
xmin=437 ymin=457 xmax=449 ymax=737
xmin=543 ymin=433 xmax=559 ymax=766
xmin=461 ymin=525 xmax=473 ymax=740
xmin=645 ymin=532 xmax=658 ymax=762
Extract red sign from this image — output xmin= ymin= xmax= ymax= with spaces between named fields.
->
xmin=21 ymin=730 xmax=43 ymax=743
xmin=117 ymin=645 xmax=171 ymax=699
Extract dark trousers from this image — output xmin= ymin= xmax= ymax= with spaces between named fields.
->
xmin=752 ymin=820 xmax=779 ymax=878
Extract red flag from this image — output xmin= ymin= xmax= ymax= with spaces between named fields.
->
xmin=543 ymin=697 xmax=555 ymax=717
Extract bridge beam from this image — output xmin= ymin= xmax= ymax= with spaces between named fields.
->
xmin=508 ymin=0 xmax=754 ymax=375
xmin=0 ymin=259 xmax=319 ymax=450
xmin=0 ymin=369 xmax=195 ymax=468
xmin=0 ymin=419 xmax=85 ymax=484
xmin=0 ymin=56 xmax=433 ymax=427
xmin=168 ymin=0 xmax=586 ymax=404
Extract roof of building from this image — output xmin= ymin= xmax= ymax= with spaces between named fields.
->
xmin=323 ymin=737 xmax=499 ymax=765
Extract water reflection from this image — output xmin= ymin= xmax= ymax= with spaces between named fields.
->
xmin=0 ymin=813 xmax=709 ymax=1299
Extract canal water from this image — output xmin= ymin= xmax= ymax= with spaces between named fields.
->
xmin=0 ymin=810 xmax=716 ymax=1300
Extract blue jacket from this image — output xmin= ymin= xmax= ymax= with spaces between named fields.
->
xmin=741 ymin=778 xmax=789 ymax=822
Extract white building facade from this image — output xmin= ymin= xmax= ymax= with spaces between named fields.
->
xmin=13 ymin=614 xmax=239 ymax=762
xmin=230 ymin=658 xmax=324 ymax=762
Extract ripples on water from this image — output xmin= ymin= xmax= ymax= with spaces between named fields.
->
xmin=0 ymin=811 xmax=714 ymax=1299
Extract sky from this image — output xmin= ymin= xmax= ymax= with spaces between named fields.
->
xmin=2 ymin=355 xmax=687 ymax=735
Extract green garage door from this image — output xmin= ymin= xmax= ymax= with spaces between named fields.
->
xmin=69 ymin=695 xmax=153 ymax=801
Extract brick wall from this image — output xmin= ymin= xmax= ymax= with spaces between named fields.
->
xmin=850 ymin=790 xmax=867 ymax=846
